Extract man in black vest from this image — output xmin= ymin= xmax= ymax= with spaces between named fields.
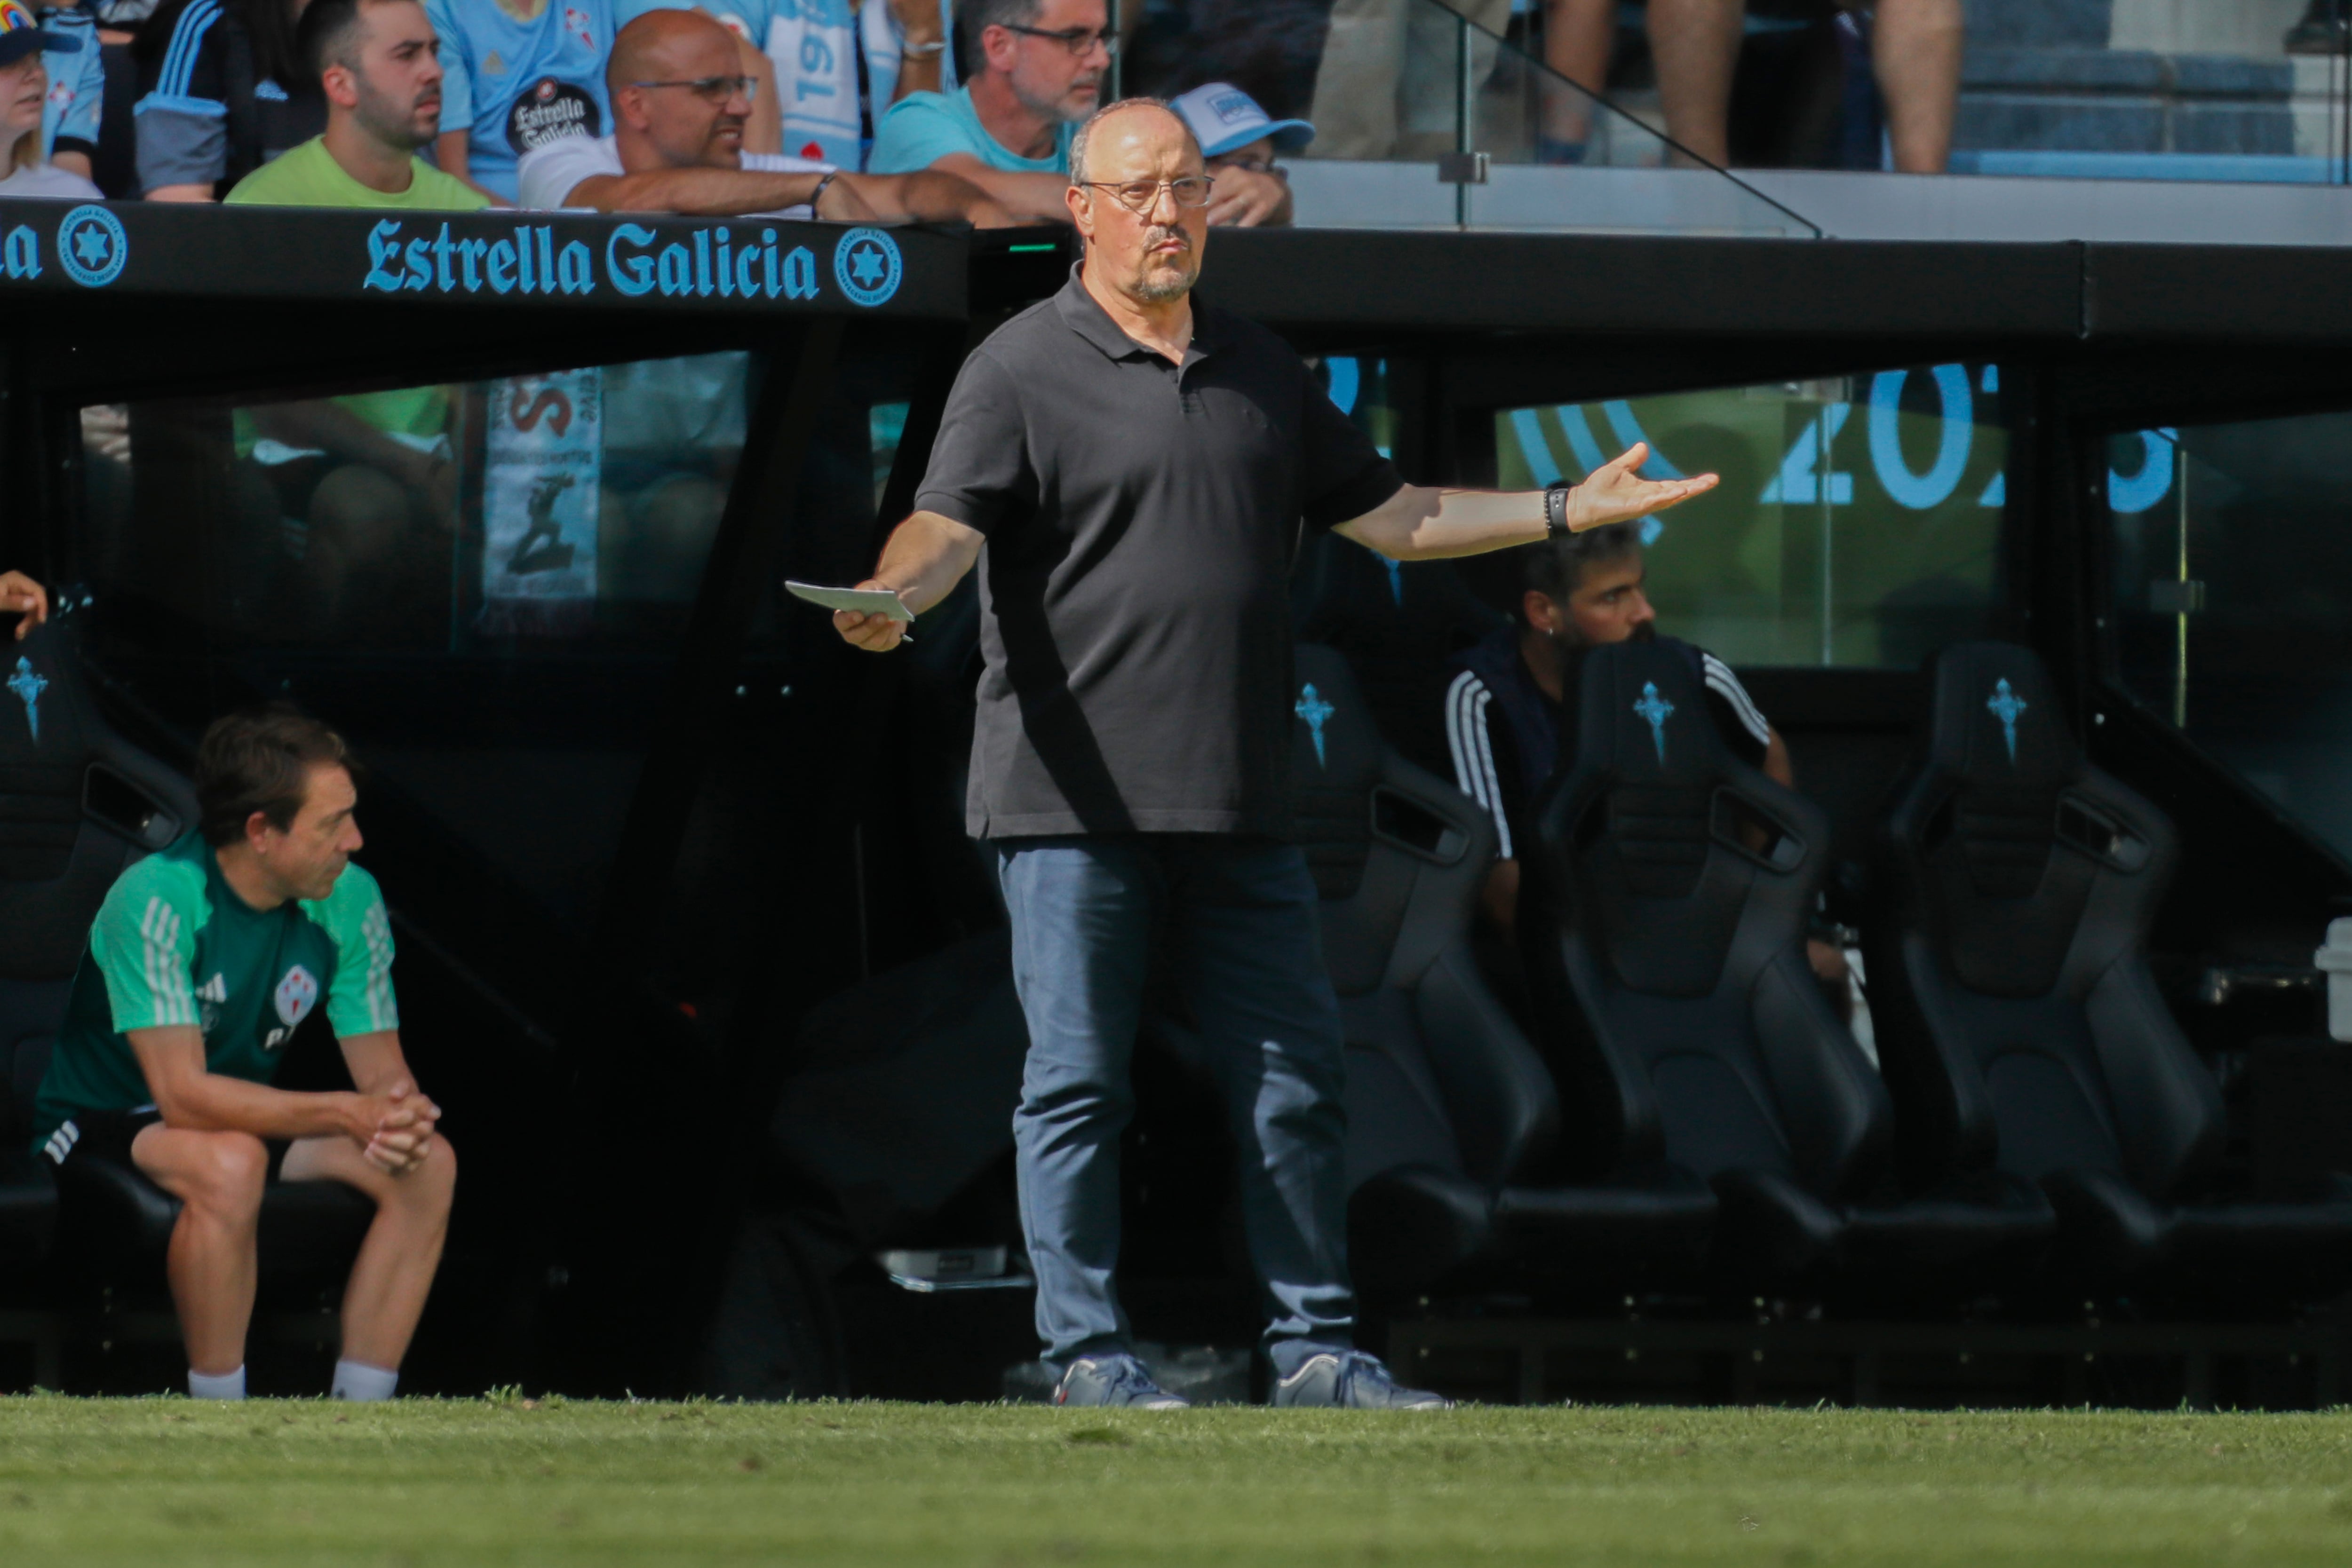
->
xmin=833 ymin=97 xmax=1715 ymax=1409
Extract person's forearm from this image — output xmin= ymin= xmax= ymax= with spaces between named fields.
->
xmin=1339 ymin=486 xmax=1548 ymax=562
xmin=868 ymin=510 xmax=985 ymax=613
xmin=933 ymin=160 xmax=1072 ymax=222
xmin=254 ymin=402 xmax=426 ymax=479
xmin=145 ymin=182 xmax=215 ymax=202
xmin=572 ymin=167 xmax=824 ymax=216
xmin=51 ymin=149 xmax=93 ymax=180
xmin=894 ymin=52 xmax=941 ymax=99
xmin=158 ymin=1073 xmax=368 ymax=1141
xmin=844 ymin=168 xmax=994 ymax=223
xmin=339 ymin=1030 xmax=414 ymax=1098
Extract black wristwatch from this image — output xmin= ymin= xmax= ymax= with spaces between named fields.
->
xmin=1543 ymin=479 xmax=1574 ymax=536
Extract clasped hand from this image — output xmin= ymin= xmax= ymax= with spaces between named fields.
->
xmin=354 ymin=1078 xmax=440 ymax=1177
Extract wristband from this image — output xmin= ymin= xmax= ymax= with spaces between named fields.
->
xmin=808 ymin=170 xmax=838 ymax=211
xmin=900 ymin=38 xmax=946 ymax=55
xmin=1544 ymin=480 xmax=1573 ymax=537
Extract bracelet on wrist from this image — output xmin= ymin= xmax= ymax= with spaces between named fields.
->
xmin=1544 ymin=479 xmax=1573 ymax=536
xmin=808 ymin=169 xmax=838 ymax=210
xmin=900 ymin=37 xmax=946 ymax=55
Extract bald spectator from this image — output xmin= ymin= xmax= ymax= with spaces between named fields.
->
xmin=517 ymin=8 xmax=1012 ymax=224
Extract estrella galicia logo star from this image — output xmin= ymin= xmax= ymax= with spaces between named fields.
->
xmin=56 ymin=204 xmax=127 ymax=289
xmin=831 ymin=226 xmax=902 ymax=309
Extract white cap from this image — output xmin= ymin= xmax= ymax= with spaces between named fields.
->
xmin=1168 ymin=82 xmax=1314 ymax=159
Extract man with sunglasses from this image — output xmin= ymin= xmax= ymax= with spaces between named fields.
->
xmin=834 ymin=97 xmax=1717 ymax=1409
xmin=518 ymin=7 xmax=1009 ymax=223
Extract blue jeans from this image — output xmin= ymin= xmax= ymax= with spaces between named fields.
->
xmin=996 ymin=834 xmax=1354 ymax=1375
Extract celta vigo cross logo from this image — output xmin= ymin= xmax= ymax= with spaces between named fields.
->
xmin=6 ymin=656 xmax=44 ymax=742
xmin=1295 ymin=683 xmax=1335 ymax=767
xmin=1986 ymin=677 xmax=2027 ymax=764
xmin=833 ymin=227 xmax=902 ymax=308
xmin=1633 ymin=681 xmax=1674 ymax=763
xmin=56 ymin=204 xmax=127 ymax=288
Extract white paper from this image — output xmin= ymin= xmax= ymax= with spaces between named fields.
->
xmin=785 ymin=581 xmax=914 ymax=622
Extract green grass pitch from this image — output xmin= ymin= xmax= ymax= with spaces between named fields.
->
xmin=4 ymin=1394 xmax=2352 ymax=1565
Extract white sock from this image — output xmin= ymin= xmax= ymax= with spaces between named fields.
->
xmin=332 ymin=1359 xmax=399 ymax=1402
xmin=188 ymin=1365 xmax=246 ymax=1401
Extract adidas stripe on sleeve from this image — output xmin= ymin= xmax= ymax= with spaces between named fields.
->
xmin=1700 ymin=650 xmax=1774 ymax=754
xmin=1445 ymin=669 xmax=1515 ymax=860
xmin=315 ymin=864 xmax=400 ymax=1038
xmin=87 ymin=857 xmax=207 ymax=1034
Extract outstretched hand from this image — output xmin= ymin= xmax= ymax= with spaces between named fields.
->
xmin=1564 ymin=443 xmax=1718 ymax=532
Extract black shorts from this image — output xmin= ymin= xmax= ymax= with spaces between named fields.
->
xmin=40 ymin=1108 xmax=289 ymax=1178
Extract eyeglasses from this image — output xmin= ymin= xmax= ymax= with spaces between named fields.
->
xmin=1002 ymin=22 xmax=1119 ymax=56
xmin=628 ymin=75 xmax=758 ymax=104
xmin=1078 ymin=176 xmax=1216 ymax=213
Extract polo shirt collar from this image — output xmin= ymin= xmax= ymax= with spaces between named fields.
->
xmin=1054 ymin=264 xmax=1217 ymax=367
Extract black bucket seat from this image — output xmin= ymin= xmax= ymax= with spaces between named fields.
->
xmin=1280 ymin=645 xmax=1716 ymax=1300
xmin=1868 ymin=641 xmax=2352 ymax=1299
xmin=1519 ymin=639 xmax=2052 ymax=1296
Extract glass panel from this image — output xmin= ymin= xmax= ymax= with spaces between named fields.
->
xmin=2108 ymin=412 xmax=2352 ymax=862
xmin=1494 ymin=364 xmax=2009 ymax=666
xmin=1119 ymin=0 xmax=1817 ymax=237
xmin=77 ymin=350 xmax=766 ymax=935
xmin=1316 ymin=353 xmax=1396 ymax=458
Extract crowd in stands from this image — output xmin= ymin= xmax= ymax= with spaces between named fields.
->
xmin=0 ymin=0 xmax=1979 ymax=215
xmin=0 ymin=0 xmax=1319 ymax=218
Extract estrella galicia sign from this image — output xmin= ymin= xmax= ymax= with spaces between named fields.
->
xmin=56 ymin=204 xmax=126 ymax=288
xmin=833 ymin=226 xmax=902 ymax=309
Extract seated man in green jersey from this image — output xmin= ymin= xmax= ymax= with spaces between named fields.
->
xmin=30 ymin=707 xmax=454 ymax=1402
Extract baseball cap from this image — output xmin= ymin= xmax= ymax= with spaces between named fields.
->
xmin=0 ymin=0 xmax=79 ymax=68
xmin=1168 ymin=82 xmax=1313 ymax=160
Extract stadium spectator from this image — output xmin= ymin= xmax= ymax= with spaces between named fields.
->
xmin=226 ymin=0 xmax=487 ymax=209
xmin=868 ymin=0 xmax=1296 ymax=225
xmin=28 ymin=707 xmax=454 ymax=1404
xmin=866 ymin=0 xmax=1100 ymax=221
xmin=1307 ymin=0 xmax=1507 ymax=162
xmin=133 ymin=0 xmax=321 ymax=199
xmin=218 ymin=0 xmax=472 ymax=646
xmin=31 ymin=0 xmax=103 ymax=183
xmin=517 ymin=7 xmax=1013 ymax=224
xmin=834 ymin=97 xmax=1712 ymax=1409
xmin=1166 ymin=80 xmax=1302 ymax=227
xmin=863 ymin=0 xmax=954 ymax=116
xmin=425 ymin=0 xmax=612 ymax=204
xmin=1443 ymin=523 xmax=1849 ymax=984
xmin=0 ymin=0 xmax=102 ymax=196
xmin=616 ymin=0 xmax=953 ymax=166
xmin=1542 ymin=0 xmax=1962 ymax=173
xmin=0 ymin=569 xmax=49 ymax=636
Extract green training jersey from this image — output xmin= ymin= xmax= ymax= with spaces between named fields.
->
xmin=30 ymin=832 xmax=398 ymax=1152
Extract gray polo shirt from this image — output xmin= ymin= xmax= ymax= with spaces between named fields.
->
xmin=916 ymin=269 xmax=1404 ymax=839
